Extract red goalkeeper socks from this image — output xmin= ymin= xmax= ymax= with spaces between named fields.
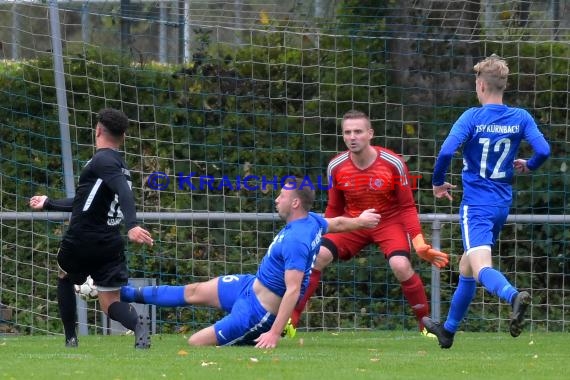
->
xmin=291 ymin=269 xmax=322 ymax=327
xmin=401 ymin=273 xmax=429 ymax=330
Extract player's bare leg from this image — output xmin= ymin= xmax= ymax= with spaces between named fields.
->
xmin=188 ymin=325 xmax=219 ymax=346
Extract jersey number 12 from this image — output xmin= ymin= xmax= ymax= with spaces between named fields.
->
xmin=478 ymin=137 xmax=511 ymax=179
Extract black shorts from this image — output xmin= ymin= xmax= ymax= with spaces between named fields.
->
xmin=57 ymin=230 xmax=129 ymax=288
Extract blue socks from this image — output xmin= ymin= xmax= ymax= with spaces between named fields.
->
xmin=121 ymin=285 xmax=187 ymax=307
xmin=478 ymin=267 xmax=518 ymax=305
xmin=443 ymin=267 xmax=519 ymax=333
xmin=444 ymin=275 xmax=476 ymax=333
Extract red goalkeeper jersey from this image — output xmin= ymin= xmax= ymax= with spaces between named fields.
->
xmin=325 ymin=146 xmax=422 ymax=238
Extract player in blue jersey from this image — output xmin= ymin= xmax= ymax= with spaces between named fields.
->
xmin=422 ymin=54 xmax=550 ymax=349
xmin=120 ymin=178 xmax=380 ymax=348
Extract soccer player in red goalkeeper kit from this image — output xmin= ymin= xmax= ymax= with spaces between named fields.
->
xmin=288 ymin=110 xmax=449 ymax=336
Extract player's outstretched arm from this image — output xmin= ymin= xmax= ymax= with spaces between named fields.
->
xmin=29 ymin=195 xmax=74 ymax=211
xmin=411 ymin=234 xmax=449 ymax=268
xmin=254 ymin=269 xmax=303 ymax=349
xmin=326 ymin=208 xmax=380 ymax=233
xmin=29 ymin=195 xmax=48 ymax=210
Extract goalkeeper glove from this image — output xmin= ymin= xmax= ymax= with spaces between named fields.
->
xmin=411 ymin=234 xmax=449 ymax=268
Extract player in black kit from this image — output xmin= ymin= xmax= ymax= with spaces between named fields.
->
xmin=29 ymin=108 xmax=154 ymax=349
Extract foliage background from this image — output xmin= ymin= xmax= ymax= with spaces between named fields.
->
xmin=0 ymin=1 xmax=568 ymax=334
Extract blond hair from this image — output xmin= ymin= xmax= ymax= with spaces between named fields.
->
xmin=474 ymin=54 xmax=509 ymax=93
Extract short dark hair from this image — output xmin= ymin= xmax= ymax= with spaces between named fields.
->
xmin=283 ymin=177 xmax=315 ymax=211
xmin=342 ymin=109 xmax=372 ymax=129
xmin=97 ymin=108 xmax=129 ymax=137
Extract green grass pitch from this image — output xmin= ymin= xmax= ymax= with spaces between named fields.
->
xmin=1 ymin=331 xmax=568 ymax=379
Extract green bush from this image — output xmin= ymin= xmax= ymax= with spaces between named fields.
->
xmin=1 ymin=35 xmax=568 ymax=333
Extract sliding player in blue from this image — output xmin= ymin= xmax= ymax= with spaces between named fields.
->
xmin=423 ymin=54 xmax=550 ymax=348
xmin=121 ymin=178 xmax=380 ymax=348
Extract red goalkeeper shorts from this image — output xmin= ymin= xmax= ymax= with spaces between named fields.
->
xmin=323 ymin=220 xmax=410 ymax=260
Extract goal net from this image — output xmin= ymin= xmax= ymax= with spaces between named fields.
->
xmin=0 ymin=0 xmax=568 ymax=336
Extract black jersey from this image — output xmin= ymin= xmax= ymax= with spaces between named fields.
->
xmin=46 ymin=148 xmax=138 ymax=235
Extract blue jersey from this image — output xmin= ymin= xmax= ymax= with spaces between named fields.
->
xmin=433 ymin=104 xmax=549 ymax=206
xmin=255 ymin=212 xmax=328 ymax=299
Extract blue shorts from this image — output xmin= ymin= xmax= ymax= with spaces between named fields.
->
xmin=459 ymin=204 xmax=509 ymax=253
xmin=214 ymin=274 xmax=276 ymax=346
